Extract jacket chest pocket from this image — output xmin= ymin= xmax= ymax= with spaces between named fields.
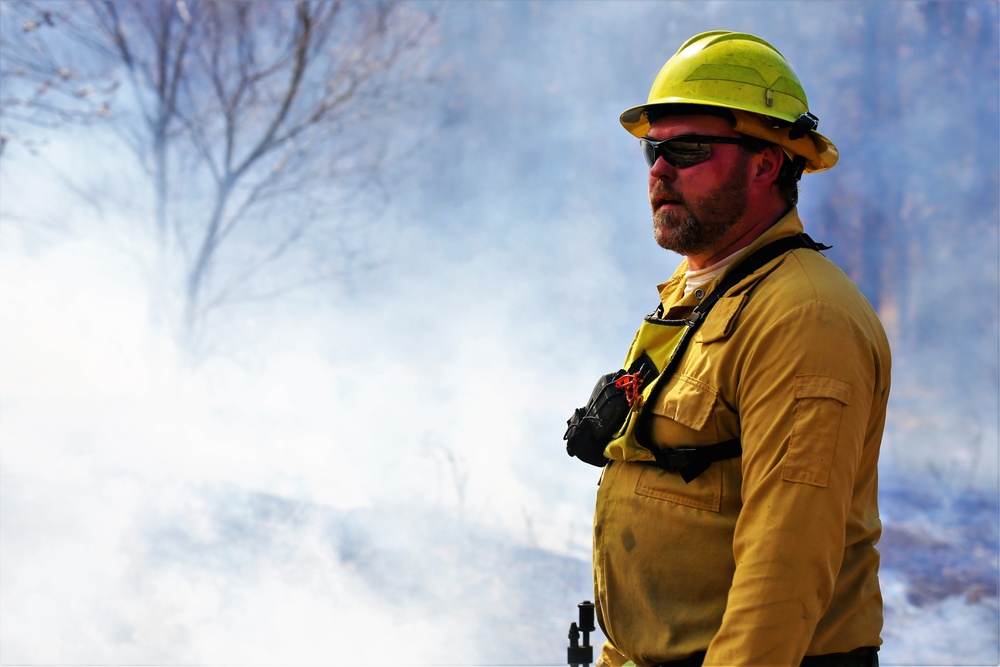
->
xmin=640 ymin=374 xmax=733 ymax=511
xmin=648 ymin=373 xmax=724 ymax=443
xmin=635 ymin=461 xmax=723 ymax=512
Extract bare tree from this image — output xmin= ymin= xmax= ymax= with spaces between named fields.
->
xmin=0 ymin=3 xmax=120 ymax=152
xmin=2 ymin=0 xmax=439 ymax=345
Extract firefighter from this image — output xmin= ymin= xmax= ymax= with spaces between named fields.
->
xmin=565 ymin=31 xmax=890 ymax=666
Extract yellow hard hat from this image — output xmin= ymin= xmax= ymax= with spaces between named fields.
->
xmin=620 ymin=30 xmax=838 ymax=174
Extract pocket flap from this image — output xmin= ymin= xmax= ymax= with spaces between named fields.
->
xmin=650 ymin=374 xmax=717 ymax=431
xmin=794 ymin=375 xmax=852 ymax=405
xmin=698 ymin=294 xmax=748 ymax=344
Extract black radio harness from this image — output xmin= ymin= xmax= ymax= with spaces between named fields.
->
xmin=564 ymin=233 xmax=831 ymax=481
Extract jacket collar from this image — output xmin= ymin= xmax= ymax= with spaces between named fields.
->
xmin=655 ymin=207 xmax=806 ymax=309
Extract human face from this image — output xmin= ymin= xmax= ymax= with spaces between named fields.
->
xmin=646 ymin=115 xmax=753 ymax=262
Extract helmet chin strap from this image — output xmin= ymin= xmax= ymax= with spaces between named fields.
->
xmin=786 ymin=113 xmax=820 ymax=180
xmin=787 ymin=155 xmax=808 ymax=182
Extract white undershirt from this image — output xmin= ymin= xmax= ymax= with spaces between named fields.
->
xmin=683 ymin=247 xmax=748 ymax=297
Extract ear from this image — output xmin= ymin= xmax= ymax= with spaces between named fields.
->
xmin=752 ymin=144 xmax=785 ymax=185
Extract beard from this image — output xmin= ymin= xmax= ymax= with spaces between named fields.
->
xmin=650 ymin=160 xmax=751 ymax=257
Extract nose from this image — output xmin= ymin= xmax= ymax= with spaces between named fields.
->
xmin=648 ymin=155 xmax=676 ymax=181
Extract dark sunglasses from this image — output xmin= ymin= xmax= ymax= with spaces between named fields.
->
xmin=639 ymin=134 xmax=767 ymax=168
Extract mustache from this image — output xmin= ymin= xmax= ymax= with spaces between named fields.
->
xmin=650 ymin=182 xmax=685 ymax=206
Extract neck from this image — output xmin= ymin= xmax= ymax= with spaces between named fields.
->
xmin=687 ymin=205 xmax=790 ymax=271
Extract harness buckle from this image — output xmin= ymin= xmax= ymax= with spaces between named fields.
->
xmin=651 ymin=439 xmax=742 ymax=483
xmin=658 ymin=447 xmax=711 ymax=483
xmin=662 ymin=447 xmax=698 ymax=470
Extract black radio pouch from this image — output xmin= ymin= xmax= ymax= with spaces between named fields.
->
xmin=564 ymin=353 xmax=657 ymax=467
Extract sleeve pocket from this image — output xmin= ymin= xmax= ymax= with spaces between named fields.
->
xmin=781 ymin=375 xmax=852 ymax=487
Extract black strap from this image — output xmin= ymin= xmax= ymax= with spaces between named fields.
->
xmin=689 ymin=232 xmax=830 ymax=326
xmin=650 ymin=232 xmax=829 ymax=404
xmin=638 ymin=232 xmax=831 ymax=481
xmin=648 ymin=438 xmax=742 ymax=483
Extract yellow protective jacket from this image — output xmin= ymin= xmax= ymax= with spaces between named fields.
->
xmin=593 ymin=209 xmax=891 ymax=666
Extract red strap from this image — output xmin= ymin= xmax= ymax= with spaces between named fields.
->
xmin=614 ymin=372 xmax=644 ymax=407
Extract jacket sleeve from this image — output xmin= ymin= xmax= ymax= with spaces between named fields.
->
xmin=703 ymin=298 xmax=878 ymax=665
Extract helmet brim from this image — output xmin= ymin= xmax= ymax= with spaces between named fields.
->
xmin=620 ymin=103 xmax=838 ymax=174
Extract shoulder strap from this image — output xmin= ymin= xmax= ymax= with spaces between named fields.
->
xmin=689 ymin=232 xmax=830 ymax=326
xmin=658 ymin=232 xmax=829 ymax=383
xmin=635 ymin=232 xmax=830 ymax=450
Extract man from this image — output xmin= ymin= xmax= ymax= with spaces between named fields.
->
xmin=564 ymin=31 xmax=890 ymax=666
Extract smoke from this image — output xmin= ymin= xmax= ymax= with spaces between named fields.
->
xmin=0 ymin=222 xmax=605 ymax=664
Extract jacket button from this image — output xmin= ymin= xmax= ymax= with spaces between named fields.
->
xmin=694 ymin=288 xmax=706 ymax=299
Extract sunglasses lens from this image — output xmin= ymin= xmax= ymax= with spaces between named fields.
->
xmin=641 ymin=140 xmax=657 ymax=167
xmin=641 ymin=138 xmax=716 ymax=168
